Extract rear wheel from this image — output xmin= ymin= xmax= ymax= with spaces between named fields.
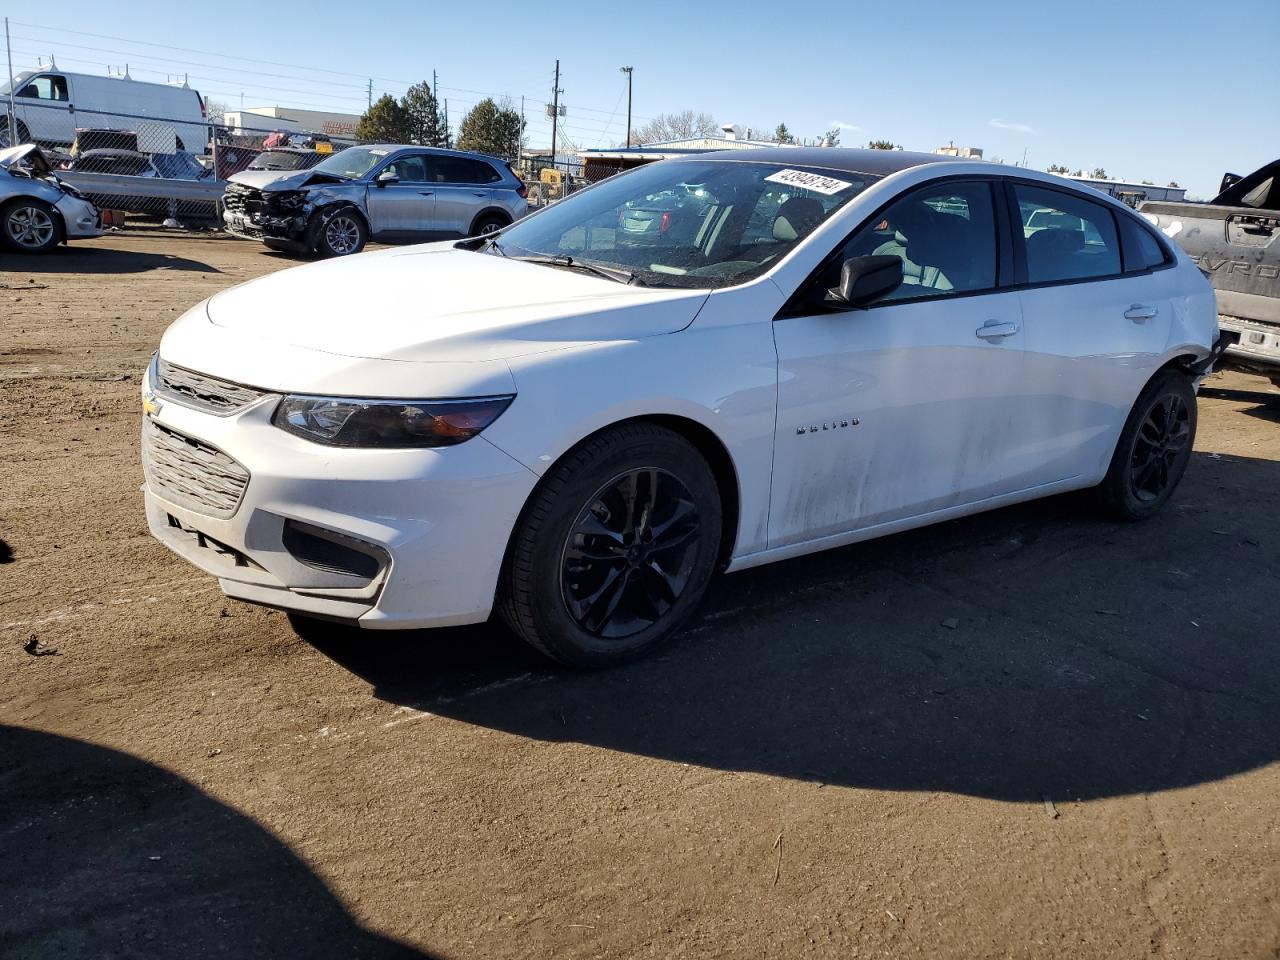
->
xmin=471 ymin=214 xmax=508 ymax=238
xmin=1 ymin=198 xmax=63 ymax=253
xmin=499 ymin=424 xmax=722 ymax=668
xmin=1098 ymin=370 xmax=1197 ymax=520
xmin=313 ymin=207 xmax=367 ymax=257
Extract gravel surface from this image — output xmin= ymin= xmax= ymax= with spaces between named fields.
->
xmin=2 ymin=234 xmax=1278 ymax=959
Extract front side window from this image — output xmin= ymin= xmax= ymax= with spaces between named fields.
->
xmin=497 ymin=160 xmax=876 ymax=289
xmin=382 ymin=154 xmax=428 ymax=181
xmin=1015 ymin=184 xmax=1121 ymax=283
xmin=831 ymin=180 xmax=999 ymax=301
xmin=16 ymin=75 xmax=68 ymax=101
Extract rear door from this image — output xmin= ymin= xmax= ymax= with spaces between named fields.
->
xmin=364 ymin=152 xmax=435 ymax=239
xmin=1010 ymin=181 xmax=1174 ymax=484
xmin=428 ymin=156 xmax=502 ymax=236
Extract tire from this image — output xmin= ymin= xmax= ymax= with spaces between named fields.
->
xmin=499 ymin=423 xmax=722 ymax=668
xmin=312 ymin=207 xmax=367 ymax=258
xmin=1097 ymin=369 xmax=1197 ymax=521
xmin=1 ymin=197 xmax=63 ymax=253
xmin=0 ymin=120 xmax=30 ymax=149
xmin=470 ymin=213 xmax=508 ymax=238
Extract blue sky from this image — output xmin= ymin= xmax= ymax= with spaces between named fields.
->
xmin=4 ymin=0 xmax=1276 ymax=197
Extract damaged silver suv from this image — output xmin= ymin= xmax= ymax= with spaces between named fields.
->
xmin=222 ymin=144 xmax=529 ymax=257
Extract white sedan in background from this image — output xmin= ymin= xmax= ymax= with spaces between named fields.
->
xmin=141 ymin=148 xmax=1219 ymax=667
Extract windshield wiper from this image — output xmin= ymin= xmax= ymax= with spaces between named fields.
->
xmin=510 ymin=254 xmax=640 ymax=285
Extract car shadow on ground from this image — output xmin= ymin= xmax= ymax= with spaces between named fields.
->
xmin=0 ymin=726 xmax=434 ymax=959
xmin=1199 ymin=385 xmax=1280 ymax=424
xmin=0 ymin=537 xmax=12 ymax=563
xmin=0 ymin=244 xmax=220 ymax=275
xmin=305 ymin=451 xmax=1279 ymax=804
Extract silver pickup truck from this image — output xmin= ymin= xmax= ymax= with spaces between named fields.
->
xmin=1141 ymin=159 xmax=1280 ymax=385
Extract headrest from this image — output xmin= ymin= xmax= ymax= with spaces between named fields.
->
xmin=773 ymin=197 xmax=825 ymax=241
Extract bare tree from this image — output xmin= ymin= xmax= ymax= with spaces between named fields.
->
xmin=633 ymin=110 xmax=719 ymax=144
xmin=204 ymin=99 xmax=228 ymax=126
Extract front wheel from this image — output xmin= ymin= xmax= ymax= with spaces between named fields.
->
xmin=1 ymin=198 xmax=63 ymax=253
xmin=313 ymin=207 xmax=367 ymax=258
xmin=1097 ymin=369 xmax=1197 ymax=521
xmin=499 ymin=424 xmax=722 ymax=668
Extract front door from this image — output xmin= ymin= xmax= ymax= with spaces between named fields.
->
xmin=770 ymin=179 xmax=1031 ymax=548
xmin=13 ymin=73 xmax=73 ymax=144
xmin=365 ymin=153 xmax=435 ymax=239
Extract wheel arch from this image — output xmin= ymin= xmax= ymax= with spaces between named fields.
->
xmin=498 ymin=413 xmax=743 ymax=587
xmin=468 ymin=206 xmax=512 ymax=236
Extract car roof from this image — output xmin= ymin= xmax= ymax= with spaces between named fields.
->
xmin=673 ymin=147 xmax=966 ymax=178
xmin=361 ymin=144 xmax=508 ymax=163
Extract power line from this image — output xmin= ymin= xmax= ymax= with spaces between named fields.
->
xmin=8 ymin=18 xmax=416 ymax=85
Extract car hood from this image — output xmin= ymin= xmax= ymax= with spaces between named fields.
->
xmin=203 ymin=245 xmax=708 ymax=364
xmin=227 ymin=168 xmax=351 ymax=191
xmin=0 ymin=143 xmax=45 ymax=171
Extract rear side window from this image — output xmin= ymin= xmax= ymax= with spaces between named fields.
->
xmin=1015 ymin=184 xmax=1121 ymax=283
xmin=1117 ymin=215 xmax=1171 ymax=272
xmin=428 ymin=156 xmax=502 ymax=184
xmin=837 ymin=180 xmax=999 ymax=300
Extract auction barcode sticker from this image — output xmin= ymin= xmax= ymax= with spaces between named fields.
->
xmin=764 ymin=169 xmax=854 ymax=195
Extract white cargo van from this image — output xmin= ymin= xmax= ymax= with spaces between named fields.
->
xmin=1 ymin=68 xmax=208 ymax=152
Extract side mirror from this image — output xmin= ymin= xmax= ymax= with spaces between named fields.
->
xmin=375 ymin=170 xmax=399 ymax=187
xmin=826 ymin=255 xmax=904 ymax=308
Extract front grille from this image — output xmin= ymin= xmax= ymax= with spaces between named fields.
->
xmin=156 ymin=359 xmax=267 ymax=415
xmin=222 ymin=183 xmax=264 ymax=215
xmin=143 ymin=419 xmax=250 ymax=519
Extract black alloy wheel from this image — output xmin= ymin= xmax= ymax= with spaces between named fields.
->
xmin=1129 ymin=391 xmax=1192 ymax=502
xmin=560 ymin=467 xmax=702 ymax=639
xmin=499 ymin=423 xmax=722 ymax=668
xmin=1098 ymin=369 xmax=1197 ymax=521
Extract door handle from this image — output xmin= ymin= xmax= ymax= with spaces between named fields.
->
xmin=473 ymin=191 xmax=488 ymax=197
xmin=975 ymin=320 xmax=1020 ymax=341
xmin=418 ymin=190 xmax=433 ymax=196
xmin=1124 ymin=303 xmax=1159 ymax=322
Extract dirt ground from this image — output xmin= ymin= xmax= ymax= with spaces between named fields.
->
xmin=1 ymin=233 xmax=1278 ymax=960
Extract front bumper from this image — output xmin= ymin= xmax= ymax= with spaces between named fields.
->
xmin=141 ymin=375 xmax=538 ymax=629
xmin=54 ymin=193 xmax=104 ymax=240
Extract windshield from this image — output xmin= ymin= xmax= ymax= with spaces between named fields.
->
xmin=250 ymin=150 xmax=316 ymax=171
xmin=497 ymin=159 xmax=876 ymax=288
xmin=310 ymin=146 xmax=389 ymax=180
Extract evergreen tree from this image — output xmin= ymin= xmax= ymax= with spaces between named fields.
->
xmin=401 ymin=81 xmax=445 ymax=147
xmin=774 ymin=123 xmax=794 ymax=144
xmin=355 ymin=94 xmax=410 ymax=143
xmin=456 ymin=98 xmax=525 ymax=158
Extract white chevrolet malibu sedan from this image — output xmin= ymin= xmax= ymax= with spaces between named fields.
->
xmin=142 ymin=148 xmax=1220 ymax=666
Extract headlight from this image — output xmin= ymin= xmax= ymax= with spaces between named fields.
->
xmin=272 ymin=395 xmax=514 ymax=448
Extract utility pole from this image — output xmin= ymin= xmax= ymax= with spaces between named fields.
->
xmin=366 ymin=78 xmax=373 ymax=109
xmin=550 ymin=59 xmax=561 ymax=171
xmin=4 ymin=18 xmax=16 ymax=145
xmin=443 ymin=99 xmax=450 ymax=148
xmin=619 ymin=66 xmax=633 ymax=148
xmin=433 ymin=70 xmax=438 ymax=100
